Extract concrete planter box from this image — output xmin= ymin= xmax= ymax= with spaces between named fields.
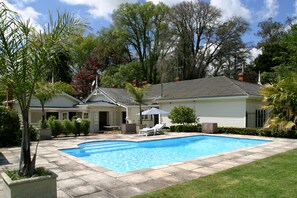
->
xmin=1 ymin=170 xmax=58 ymax=198
xmin=40 ymin=128 xmax=52 ymax=140
xmin=202 ymin=123 xmax=218 ymax=134
xmin=121 ymin=123 xmax=136 ymax=134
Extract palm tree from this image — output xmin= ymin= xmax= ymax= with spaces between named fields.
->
xmin=260 ymin=72 xmax=297 ymax=130
xmin=34 ymin=81 xmax=74 ymax=129
xmin=126 ymin=83 xmax=150 ymax=124
xmin=0 ymin=2 xmax=86 ymax=176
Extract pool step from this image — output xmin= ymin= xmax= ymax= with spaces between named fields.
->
xmin=83 ymin=145 xmax=137 ymax=154
xmin=82 ymin=143 xmax=132 ymax=151
xmin=80 ymin=141 xmax=128 ymax=148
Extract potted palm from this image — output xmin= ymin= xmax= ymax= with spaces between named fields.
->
xmin=34 ymin=81 xmax=74 ymax=140
xmin=0 ymin=3 xmax=85 ymax=197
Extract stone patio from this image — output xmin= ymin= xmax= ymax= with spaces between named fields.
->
xmin=1 ymin=132 xmax=297 ymax=198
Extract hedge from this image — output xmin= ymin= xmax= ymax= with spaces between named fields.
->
xmin=217 ymin=127 xmax=297 ymax=138
xmin=170 ymin=124 xmax=201 ymax=132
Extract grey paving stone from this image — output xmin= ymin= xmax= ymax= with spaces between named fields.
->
xmin=107 ymin=186 xmax=144 ymax=198
xmin=58 ymin=178 xmax=86 ymax=189
xmin=78 ymin=191 xmax=116 ymax=198
xmin=118 ymin=174 xmax=151 ymax=184
xmin=67 ymin=185 xmax=101 ymax=197
xmin=1 ymin=133 xmax=297 ymax=198
xmin=57 ymin=190 xmax=71 ymax=198
xmin=143 ymin=170 xmax=171 ymax=179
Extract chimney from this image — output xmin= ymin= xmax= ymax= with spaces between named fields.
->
xmin=133 ymin=79 xmax=138 ymax=87
xmin=142 ymin=80 xmax=147 ymax=86
xmin=238 ymin=72 xmax=247 ymax=82
xmin=175 ymin=76 xmax=181 ymax=82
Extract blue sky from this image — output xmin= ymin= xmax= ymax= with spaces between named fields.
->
xmin=4 ymin=0 xmax=296 ymax=47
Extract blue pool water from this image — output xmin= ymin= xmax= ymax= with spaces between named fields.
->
xmin=61 ymin=135 xmax=269 ymax=173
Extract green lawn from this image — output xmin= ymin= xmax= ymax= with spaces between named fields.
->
xmin=135 ymin=148 xmax=297 ymax=198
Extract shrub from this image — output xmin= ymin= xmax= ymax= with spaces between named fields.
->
xmin=81 ymin=119 xmax=91 ymax=136
xmin=30 ymin=125 xmax=39 ymax=141
xmin=38 ymin=119 xmax=48 ymax=129
xmin=170 ymin=124 xmax=201 ymax=132
xmin=0 ymin=106 xmax=21 ymax=147
xmin=217 ymin=127 xmax=297 ymax=139
xmin=72 ymin=118 xmax=80 ymax=136
xmin=48 ymin=116 xmax=63 ymax=137
xmin=62 ymin=119 xmax=73 ymax=136
xmin=168 ymin=106 xmax=196 ymax=124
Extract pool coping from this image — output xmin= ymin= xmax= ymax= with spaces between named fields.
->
xmin=1 ymin=133 xmax=297 ymax=198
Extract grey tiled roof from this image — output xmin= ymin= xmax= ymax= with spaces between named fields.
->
xmin=145 ymin=76 xmax=261 ymax=101
xmin=100 ymin=88 xmax=139 ymax=106
xmin=98 ymin=76 xmax=262 ymax=106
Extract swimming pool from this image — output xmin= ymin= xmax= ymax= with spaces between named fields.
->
xmin=61 ymin=135 xmax=269 ymax=173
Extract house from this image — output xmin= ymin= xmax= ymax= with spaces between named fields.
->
xmin=147 ymin=76 xmax=266 ymax=128
xmin=8 ymin=76 xmax=267 ymax=132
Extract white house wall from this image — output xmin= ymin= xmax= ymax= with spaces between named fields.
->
xmin=159 ymin=98 xmax=247 ymax=127
xmin=89 ymin=106 xmax=124 ymax=132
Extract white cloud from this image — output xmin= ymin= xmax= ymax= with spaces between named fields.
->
xmin=148 ymin=0 xmax=188 ymax=6
xmin=259 ymin=0 xmax=279 ymax=19
xmin=2 ymin=0 xmax=42 ymax=30
xmin=249 ymin=47 xmax=262 ymax=61
xmin=59 ymin=0 xmax=138 ymax=20
xmin=210 ymin=0 xmax=251 ymax=21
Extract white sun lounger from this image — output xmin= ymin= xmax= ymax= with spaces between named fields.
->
xmin=139 ymin=123 xmax=165 ymax=136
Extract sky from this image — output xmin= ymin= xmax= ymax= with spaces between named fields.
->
xmin=3 ymin=0 xmax=297 ymax=53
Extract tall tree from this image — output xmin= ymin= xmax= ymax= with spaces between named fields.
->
xmin=70 ymin=33 xmax=99 ymax=71
xmin=253 ymin=18 xmax=296 ymax=83
xmin=72 ymin=56 xmax=100 ymax=98
xmin=0 ymin=2 xmax=86 ymax=176
xmin=101 ymin=62 xmax=144 ymax=88
xmin=168 ymin=1 xmax=249 ymax=80
xmin=113 ymin=2 xmax=170 ymax=84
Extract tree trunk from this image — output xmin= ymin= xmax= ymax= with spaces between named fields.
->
xmin=41 ymin=104 xmax=46 ymax=129
xmin=19 ymin=109 xmax=32 ymax=176
xmin=139 ymin=103 xmax=142 ymax=124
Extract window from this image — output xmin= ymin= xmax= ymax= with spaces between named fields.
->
xmin=69 ymin=112 xmax=82 ymax=120
xmin=46 ymin=112 xmax=59 ymax=119
xmin=141 ymin=114 xmax=151 ymax=120
xmin=62 ymin=112 xmax=68 ymax=120
xmin=83 ymin=113 xmax=89 ymax=119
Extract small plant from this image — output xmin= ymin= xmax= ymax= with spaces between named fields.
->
xmin=81 ymin=119 xmax=91 ymax=136
xmin=62 ymin=119 xmax=74 ymax=136
xmin=48 ymin=116 xmax=63 ymax=137
xmin=30 ymin=125 xmax=39 ymax=141
xmin=6 ymin=167 xmax=52 ymax=181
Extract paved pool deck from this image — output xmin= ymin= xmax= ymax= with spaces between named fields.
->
xmin=1 ymin=132 xmax=297 ymax=198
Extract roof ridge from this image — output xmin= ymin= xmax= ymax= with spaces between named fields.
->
xmin=227 ymin=77 xmax=250 ymax=95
